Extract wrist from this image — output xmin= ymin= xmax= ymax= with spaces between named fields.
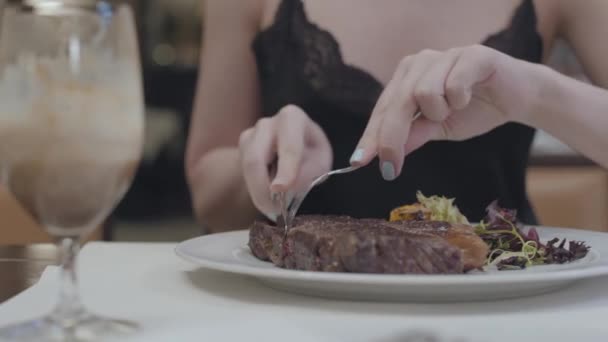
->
xmin=511 ymin=61 xmax=559 ymax=127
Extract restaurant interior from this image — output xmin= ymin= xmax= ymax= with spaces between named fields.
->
xmin=0 ymin=0 xmax=606 ymax=245
xmin=0 ymin=2 xmax=607 ymax=341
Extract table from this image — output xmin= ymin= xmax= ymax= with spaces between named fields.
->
xmin=1 ymin=242 xmax=608 ymax=341
xmin=0 ymin=245 xmax=57 ymax=303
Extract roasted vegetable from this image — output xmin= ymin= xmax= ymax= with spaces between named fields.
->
xmin=390 ymin=191 xmax=468 ymax=224
xmin=389 ymin=203 xmax=430 ymax=222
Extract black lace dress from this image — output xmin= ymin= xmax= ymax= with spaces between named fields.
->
xmin=252 ymin=0 xmax=543 ymax=224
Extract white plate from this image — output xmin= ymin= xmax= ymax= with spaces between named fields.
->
xmin=175 ymin=226 xmax=608 ymax=302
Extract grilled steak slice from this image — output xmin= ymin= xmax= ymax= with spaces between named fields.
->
xmin=249 ymin=215 xmax=356 ymax=267
xmin=383 ymin=220 xmax=490 ymax=271
xmin=248 ymin=215 xmax=489 ymax=274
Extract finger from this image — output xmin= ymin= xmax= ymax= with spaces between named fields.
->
xmin=402 ymin=117 xmax=448 ymax=156
xmin=376 ymin=52 xmax=436 ymax=180
xmin=239 ymin=119 xmax=277 ymax=216
xmin=238 ymin=127 xmax=254 ymax=147
xmin=405 ymin=96 xmax=503 ymax=155
xmin=271 ymin=105 xmax=308 ymax=192
xmin=445 ymin=45 xmax=497 ymax=110
xmin=413 ymin=49 xmax=460 ymax=122
xmin=376 ymin=91 xmax=418 ymax=181
xmin=350 ymin=56 xmax=414 ymax=166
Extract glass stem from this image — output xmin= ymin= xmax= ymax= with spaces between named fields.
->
xmin=52 ymin=237 xmax=85 ymax=321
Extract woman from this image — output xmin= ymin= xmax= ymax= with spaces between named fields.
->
xmin=186 ymin=0 xmax=608 ymax=233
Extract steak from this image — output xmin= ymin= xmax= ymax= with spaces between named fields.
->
xmin=248 ymin=215 xmax=489 ymax=274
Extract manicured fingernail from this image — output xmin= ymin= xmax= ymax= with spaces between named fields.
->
xmin=350 ymin=148 xmax=365 ymax=163
xmin=381 ymin=161 xmax=396 ymax=181
xmin=271 ymin=177 xmax=287 ymax=189
xmin=265 ymin=212 xmax=277 ymax=222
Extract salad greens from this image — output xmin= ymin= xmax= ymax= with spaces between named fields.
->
xmin=410 ymin=193 xmax=590 ymax=270
xmin=475 ymin=201 xmax=590 ymax=270
xmin=415 ymin=191 xmax=469 ymax=225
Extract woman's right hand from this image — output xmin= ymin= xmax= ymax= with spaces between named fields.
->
xmin=238 ymin=104 xmax=333 ymax=220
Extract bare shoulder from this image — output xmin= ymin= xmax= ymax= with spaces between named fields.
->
xmin=555 ymin=0 xmax=608 ymax=15
xmin=259 ymin=0 xmax=282 ymax=29
xmin=553 ymin=0 xmax=608 ymax=31
xmin=551 ymin=0 xmax=608 ymax=86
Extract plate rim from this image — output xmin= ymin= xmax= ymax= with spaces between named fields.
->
xmin=175 ymin=227 xmax=608 ymax=285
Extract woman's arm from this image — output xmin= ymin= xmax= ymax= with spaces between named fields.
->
xmin=350 ymin=1 xmax=608 ymax=176
xmin=524 ymin=65 xmax=608 ymax=168
xmin=521 ymin=0 xmax=608 ymax=168
xmin=185 ymin=0 xmax=263 ymax=232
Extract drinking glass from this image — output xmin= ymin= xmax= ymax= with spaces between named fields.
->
xmin=0 ymin=0 xmax=144 ymax=340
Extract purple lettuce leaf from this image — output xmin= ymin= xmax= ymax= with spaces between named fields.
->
xmin=479 ymin=200 xmax=591 ymax=269
xmin=543 ymin=238 xmax=590 ymax=264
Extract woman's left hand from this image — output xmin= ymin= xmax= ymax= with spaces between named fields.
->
xmin=349 ymin=44 xmax=540 ymax=180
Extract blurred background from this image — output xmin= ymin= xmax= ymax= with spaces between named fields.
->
xmin=104 ymin=0 xmax=202 ymax=241
xmin=1 ymin=0 xmax=606 ymax=245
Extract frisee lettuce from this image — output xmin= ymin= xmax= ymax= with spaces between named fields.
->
xmin=415 ymin=191 xmax=469 ymax=224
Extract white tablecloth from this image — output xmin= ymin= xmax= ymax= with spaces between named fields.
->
xmin=1 ymin=242 xmax=608 ymax=341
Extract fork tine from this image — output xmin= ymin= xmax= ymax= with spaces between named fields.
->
xmin=271 ymin=191 xmax=289 ymax=231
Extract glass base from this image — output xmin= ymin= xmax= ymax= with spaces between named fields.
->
xmin=0 ymin=311 xmax=138 ymax=342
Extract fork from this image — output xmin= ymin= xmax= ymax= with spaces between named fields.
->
xmin=274 ymin=165 xmax=360 ymax=231
xmin=273 ymin=111 xmax=422 ymax=231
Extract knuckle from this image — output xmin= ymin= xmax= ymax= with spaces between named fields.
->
xmin=281 ymin=103 xmax=299 ymax=113
xmin=447 ymin=47 xmax=461 ymax=55
xmin=238 ymin=128 xmax=253 ymax=147
xmin=398 ymin=55 xmax=413 ymax=70
xmin=255 ymin=117 xmax=273 ymax=129
xmin=413 ymin=86 xmax=437 ymax=102
xmin=418 ymin=49 xmax=437 ymax=58
xmin=278 ymin=104 xmax=303 ymax=119
xmin=470 ymin=44 xmax=487 ymax=53
xmin=466 ymin=44 xmax=489 ymax=58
